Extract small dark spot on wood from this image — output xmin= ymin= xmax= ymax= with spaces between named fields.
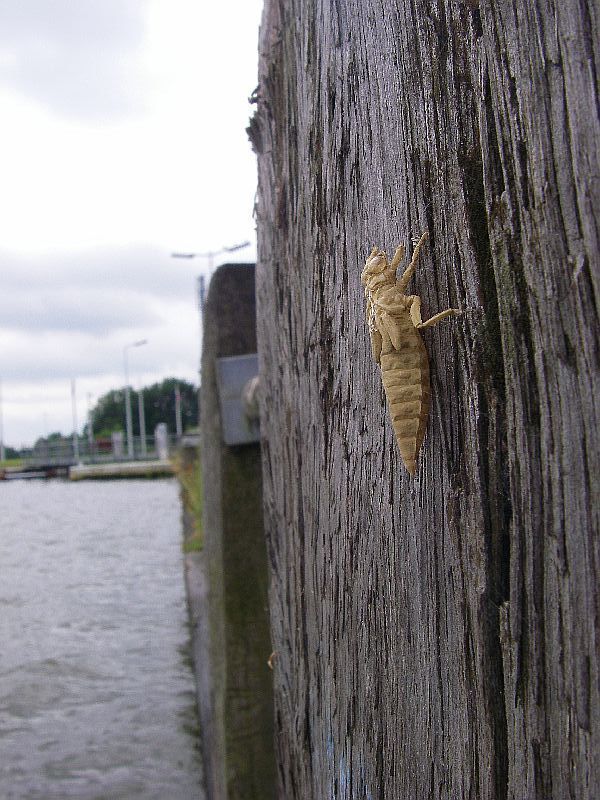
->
xmin=472 ymin=7 xmax=483 ymax=37
xmin=483 ymin=73 xmax=506 ymax=195
xmin=516 ymin=140 xmax=530 ymax=210
xmin=247 ymin=111 xmax=264 ymax=154
xmin=276 ymin=181 xmax=288 ymax=232
xmin=559 ymin=332 xmax=578 ymax=370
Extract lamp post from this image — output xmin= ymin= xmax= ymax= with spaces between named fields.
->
xmin=174 ymin=384 xmax=183 ymax=440
xmin=171 ymin=241 xmax=250 ymax=403
xmin=123 ymin=339 xmax=147 ymax=459
xmin=71 ymin=378 xmax=80 ymax=463
xmin=171 ymin=241 xmax=251 ymax=312
xmin=0 ymin=379 xmax=5 ymax=463
xmin=86 ymin=392 xmax=94 ymax=460
xmin=138 ymin=382 xmax=147 ymax=458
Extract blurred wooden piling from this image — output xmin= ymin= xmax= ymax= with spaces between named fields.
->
xmin=195 ymin=263 xmax=275 ymax=800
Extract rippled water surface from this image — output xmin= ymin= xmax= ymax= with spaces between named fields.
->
xmin=0 ymin=478 xmax=204 ymax=799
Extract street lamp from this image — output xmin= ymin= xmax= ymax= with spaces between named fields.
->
xmin=86 ymin=392 xmax=94 ymax=460
xmin=171 ymin=241 xmax=251 ymax=311
xmin=138 ymin=381 xmax=147 ymax=458
xmin=123 ymin=339 xmax=147 ymax=459
xmin=71 ymin=379 xmax=80 ymax=463
xmin=0 ymin=379 xmax=5 ymax=463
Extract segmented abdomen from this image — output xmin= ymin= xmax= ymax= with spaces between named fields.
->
xmin=380 ymin=328 xmax=430 ymax=476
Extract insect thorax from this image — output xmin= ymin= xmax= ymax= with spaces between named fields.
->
xmin=366 ymin=282 xmax=410 ymax=323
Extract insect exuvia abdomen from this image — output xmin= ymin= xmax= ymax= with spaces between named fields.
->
xmin=361 ymin=234 xmax=460 ymax=476
xmin=379 ymin=329 xmax=430 ymax=476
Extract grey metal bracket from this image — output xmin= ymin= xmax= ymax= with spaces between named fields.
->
xmin=215 ymin=354 xmax=260 ymax=445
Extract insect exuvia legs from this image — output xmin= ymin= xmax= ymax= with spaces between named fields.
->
xmin=396 ymin=231 xmax=429 ymax=292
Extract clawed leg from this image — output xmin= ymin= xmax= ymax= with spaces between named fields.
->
xmin=417 ymin=308 xmax=462 ymax=328
xmin=396 ymin=231 xmax=428 ymax=292
xmin=409 ymin=296 xmax=462 ymax=328
xmin=390 ymin=244 xmax=406 ymax=270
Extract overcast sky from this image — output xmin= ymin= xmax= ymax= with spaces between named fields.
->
xmin=0 ymin=0 xmax=263 ymax=446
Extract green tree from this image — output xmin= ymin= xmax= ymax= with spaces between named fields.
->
xmin=33 ymin=431 xmax=69 ymax=448
xmin=90 ymin=378 xmax=198 ymax=438
xmin=90 ymin=389 xmax=126 ymax=436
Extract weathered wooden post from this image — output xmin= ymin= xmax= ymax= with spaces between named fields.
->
xmin=250 ymin=1 xmax=599 ymax=798
xmin=199 ymin=263 xmax=275 ymax=800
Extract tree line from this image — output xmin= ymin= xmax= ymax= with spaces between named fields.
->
xmin=90 ymin=377 xmax=198 ymax=438
xmin=28 ymin=377 xmax=198 ymax=451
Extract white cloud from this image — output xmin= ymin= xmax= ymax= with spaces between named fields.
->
xmin=0 ymin=0 xmax=263 ymax=445
xmin=0 ymin=0 xmax=147 ymax=119
xmin=0 ymin=297 xmax=200 ymax=446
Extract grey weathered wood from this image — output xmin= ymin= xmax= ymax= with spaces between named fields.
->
xmin=199 ymin=264 xmax=275 ymax=799
xmin=250 ymin=1 xmax=599 ymax=798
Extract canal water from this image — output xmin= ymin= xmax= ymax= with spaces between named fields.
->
xmin=0 ymin=478 xmax=204 ymax=799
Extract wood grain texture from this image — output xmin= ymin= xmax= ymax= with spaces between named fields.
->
xmin=250 ymin=1 xmax=599 ymax=797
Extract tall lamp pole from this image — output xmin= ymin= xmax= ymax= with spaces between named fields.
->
xmin=86 ymin=392 xmax=94 ymax=460
xmin=71 ymin=378 xmax=80 ymax=463
xmin=138 ymin=382 xmax=147 ymax=458
xmin=123 ymin=339 xmax=147 ymax=459
xmin=0 ymin=379 xmax=5 ymax=463
xmin=171 ymin=240 xmax=251 ymax=312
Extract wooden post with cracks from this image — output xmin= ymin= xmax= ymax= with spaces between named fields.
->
xmin=249 ymin=1 xmax=599 ymax=798
xmin=199 ymin=263 xmax=275 ymax=799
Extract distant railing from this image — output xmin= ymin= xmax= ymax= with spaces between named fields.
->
xmin=21 ymin=434 xmax=179 ymax=468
